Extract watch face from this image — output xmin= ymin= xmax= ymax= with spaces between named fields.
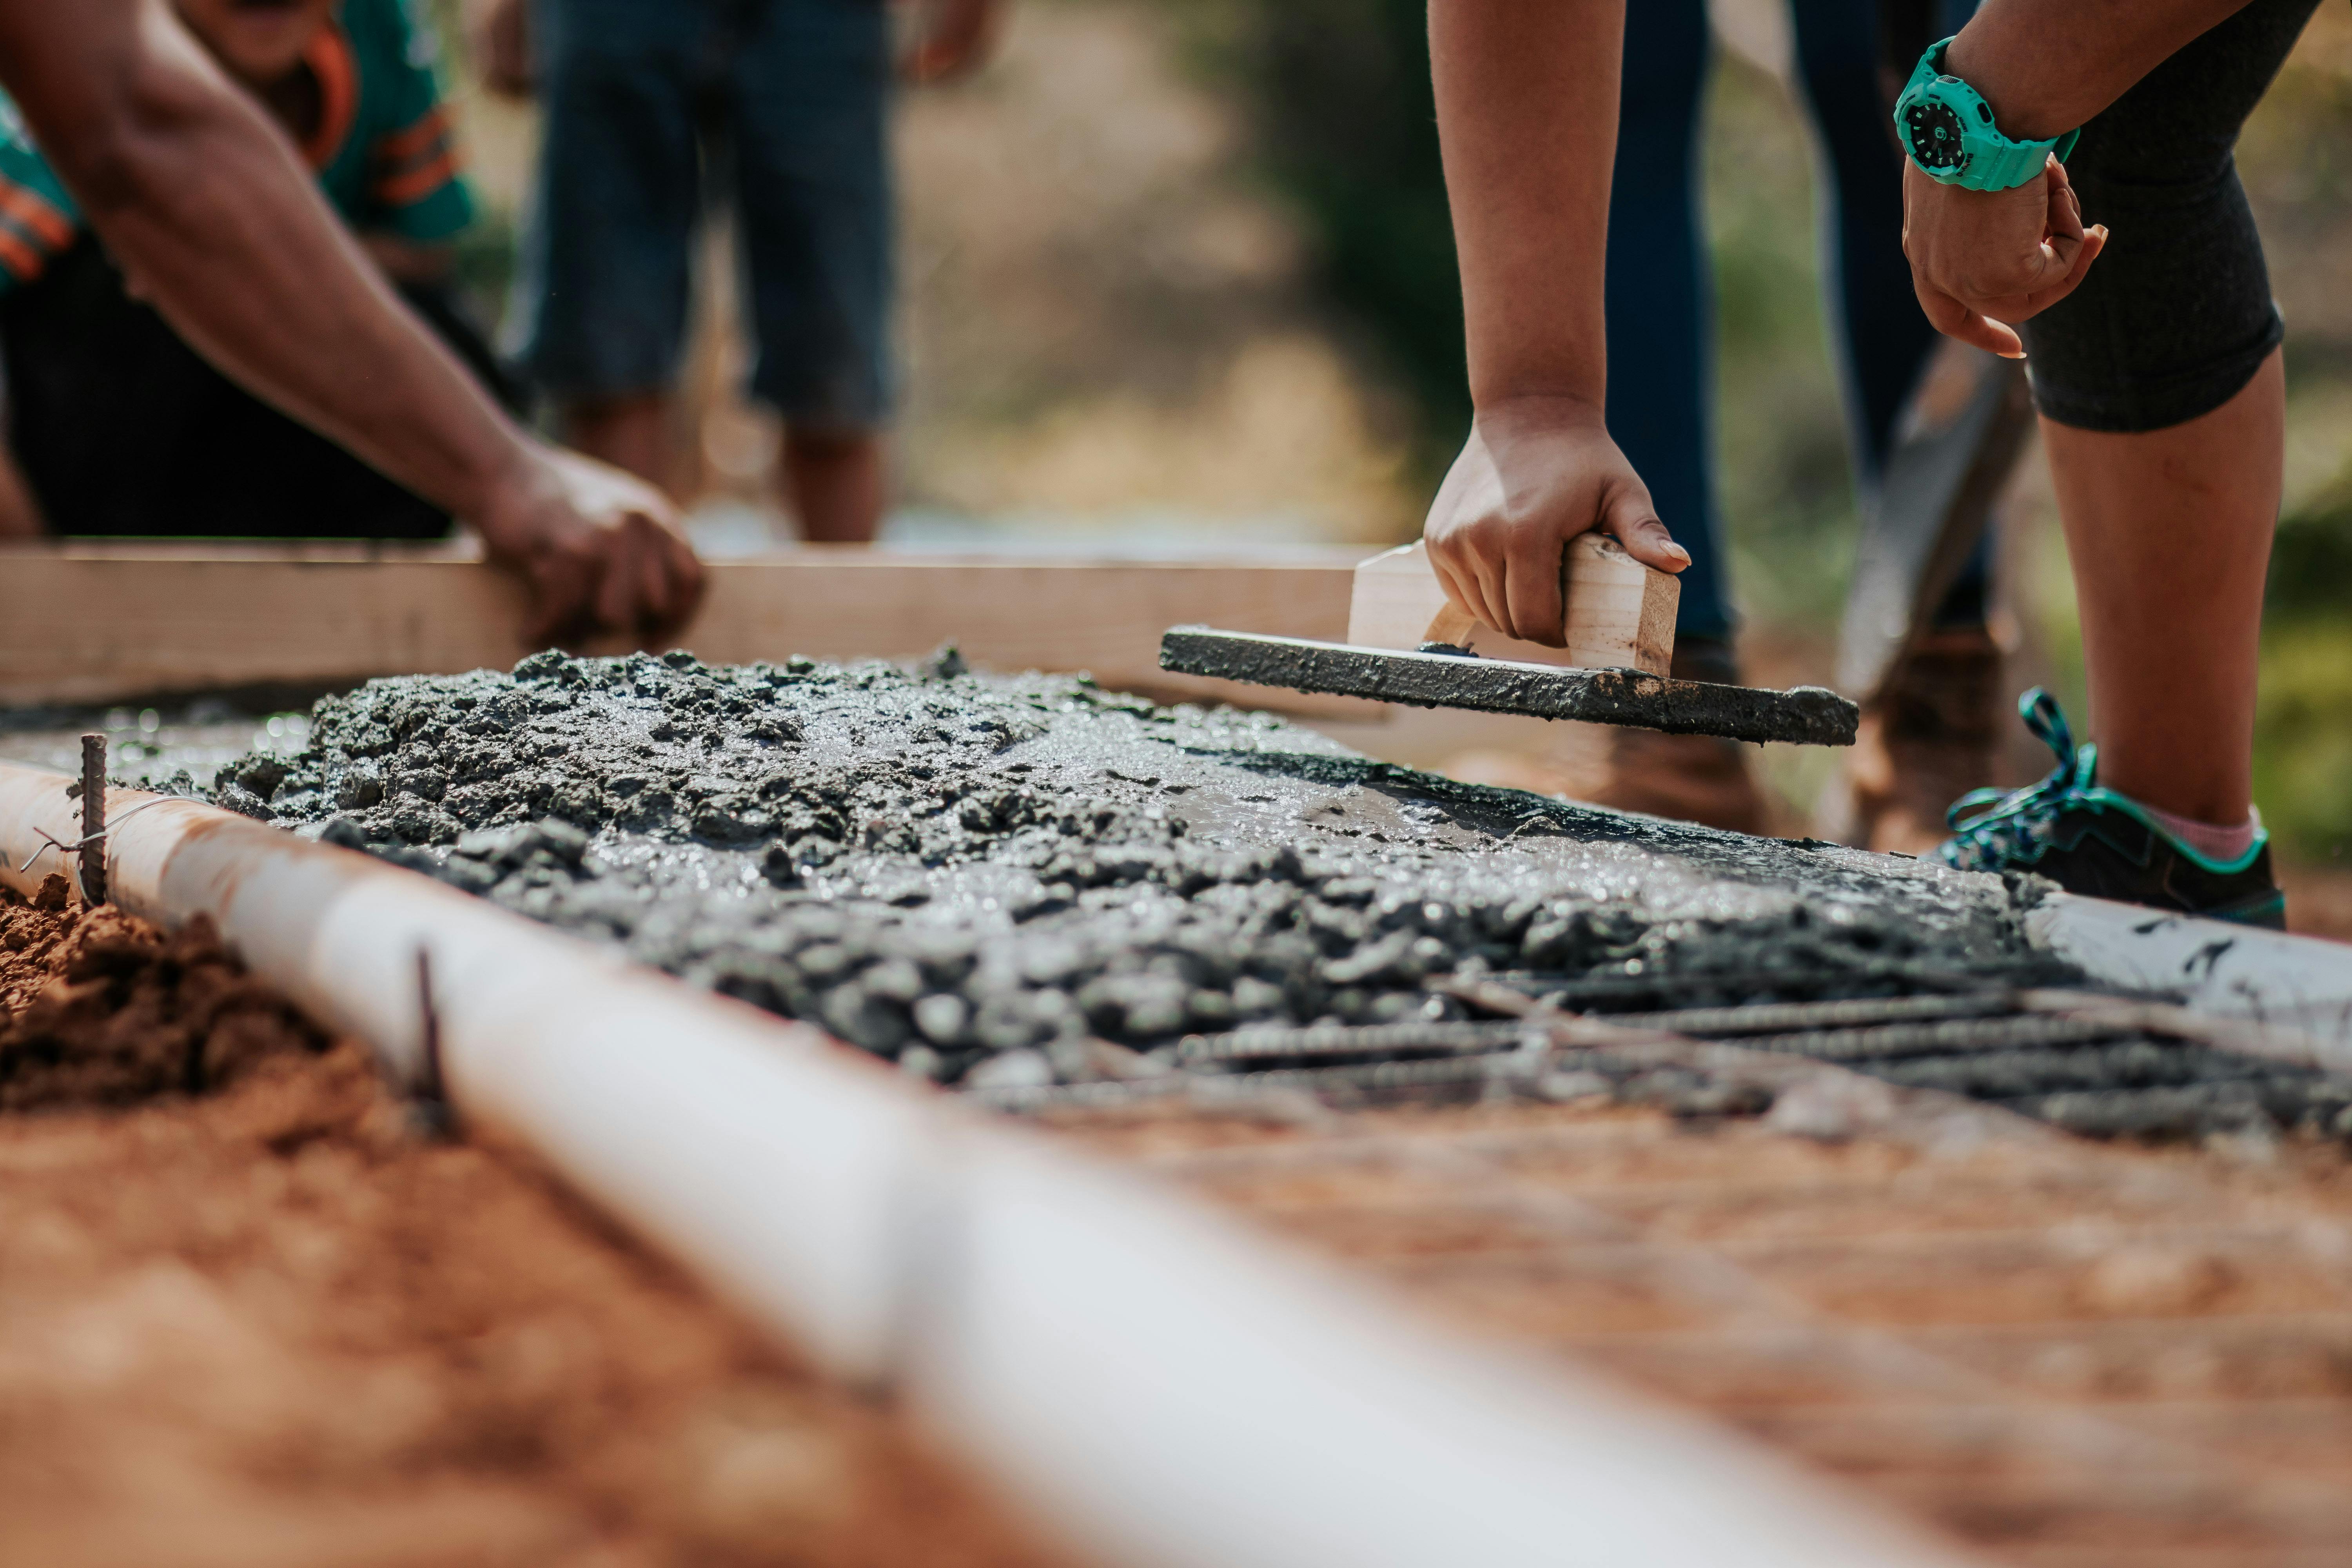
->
xmin=1902 ymin=98 xmax=1969 ymax=173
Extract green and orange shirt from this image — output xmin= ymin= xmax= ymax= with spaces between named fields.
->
xmin=0 ymin=0 xmax=473 ymax=292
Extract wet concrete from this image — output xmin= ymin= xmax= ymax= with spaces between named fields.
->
xmin=196 ymin=650 xmax=2050 ymax=1089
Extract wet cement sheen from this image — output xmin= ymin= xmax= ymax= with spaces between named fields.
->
xmin=210 ymin=650 xmax=2050 ymax=1089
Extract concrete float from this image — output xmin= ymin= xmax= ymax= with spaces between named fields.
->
xmin=0 ymin=759 xmax=1981 ymax=1568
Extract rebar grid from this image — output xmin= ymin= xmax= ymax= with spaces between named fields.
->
xmin=1045 ymin=1080 xmax=2352 ymax=1563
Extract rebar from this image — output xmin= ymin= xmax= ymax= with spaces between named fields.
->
xmin=1620 ymin=992 xmax=2018 ymax=1037
xmin=1731 ymin=1012 xmax=2134 ymax=1063
xmin=78 ymin=733 xmax=105 ymax=905
xmin=1178 ymin=1019 xmax=1536 ymax=1064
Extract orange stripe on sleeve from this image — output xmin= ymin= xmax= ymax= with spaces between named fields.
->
xmin=0 ymin=177 xmax=72 ymax=251
xmin=0 ymin=225 xmax=47 ymax=285
xmin=373 ymin=149 xmax=462 ymax=207
xmin=375 ymin=107 xmax=451 ymax=162
xmin=376 ymin=129 xmax=454 ymax=184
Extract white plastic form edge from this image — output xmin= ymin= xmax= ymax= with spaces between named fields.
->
xmin=0 ymin=764 xmax=1977 ymax=1568
xmin=2031 ymin=893 xmax=2352 ymax=1072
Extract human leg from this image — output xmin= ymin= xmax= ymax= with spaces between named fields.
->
xmin=728 ymin=0 xmax=894 ymax=544
xmin=2022 ymin=0 xmax=2312 ymax=826
xmin=1934 ymin=0 xmax=2318 ymax=923
xmin=1602 ymin=0 xmax=1728 ymax=644
xmin=1555 ymin=0 xmax=1764 ymax=831
xmin=784 ymin=427 xmax=885 ymax=544
xmin=2042 ymin=351 xmax=2282 ymax=827
xmin=512 ymin=0 xmax=704 ymax=491
xmin=1790 ymin=0 xmax=1944 ymax=485
xmin=1791 ymin=0 xmax=2008 ymax=851
xmin=564 ymin=394 xmax=673 ymax=491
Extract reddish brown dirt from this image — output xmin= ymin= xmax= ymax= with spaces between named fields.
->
xmin=1047 ymin=1094 xmax=2352 ymax=1566
xmin=0 ymin=893 xmax=1067 ymax=1568
xmin=0 ymin=877 xmax=327 ymax=1110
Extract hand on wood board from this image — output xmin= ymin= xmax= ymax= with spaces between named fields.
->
xmin=475 ymin=445 xmax=707 ymax=648
xmin=1421 ymin=397 xmax=1687 ymax=649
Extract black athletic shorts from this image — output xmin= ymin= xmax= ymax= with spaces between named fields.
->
xmin=2018 ymin=0 xmax=2320 ymax=432
xmin=0 ymin=238 xmax=519 ymax=540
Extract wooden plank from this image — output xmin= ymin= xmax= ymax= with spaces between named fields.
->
xmin=1345 ymin=535 xmax=1675 ymax=675
xmin=0 ymin=543 xmax=1378 ymax=715
xmin=1835 ymin=348 xmax=2032 ymax=700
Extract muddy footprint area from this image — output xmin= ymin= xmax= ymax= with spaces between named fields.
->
xmin=213 ymin=650 xmax=2058 ymax=1090
xmin=0 ymin=886 xmax=1063 ymax=1568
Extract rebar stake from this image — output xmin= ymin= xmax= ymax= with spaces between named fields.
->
xmin=410 ymin=946 xmax=456 ymax=1138
xmin=79 ymin=733 xmax=106 ymax=906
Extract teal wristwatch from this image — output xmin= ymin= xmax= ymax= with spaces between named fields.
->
xmin=1893 ymin=38 xmax=2080 ymax=192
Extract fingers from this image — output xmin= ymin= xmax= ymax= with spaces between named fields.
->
xmin=656 ymin=523 xmax=710 ymax=632
xmin=629 ymin=517 xmax=695 ymax=638
xmin=1916 ymin=278 xmax=2025 ymax=358
xmin=1904 ymin=158 xmax=2105 ymax=346
xmin=2027 ymin=222 xmax=2106 ymax=314
xmin=1425 ymin=545 xmax=1485 ymax=635
xmin=1499 ymin=526 xmax=1564 ymax=646
xmin=1460 ymin=547 xmax=1513 ymax=642
xmin=522 ymin=546 xmax=594 ymax=648
xmin=593 ymin=519 xmax=642 ymax=637
xmin=2045 ymin=158 xmax=2084 ymax=247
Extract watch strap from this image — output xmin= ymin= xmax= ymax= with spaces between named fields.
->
xmin=1898 ymin=37 xmax=2080 ymax=192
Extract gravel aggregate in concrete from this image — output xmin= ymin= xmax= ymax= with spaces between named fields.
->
xmin=205 ymin=650 xmax=2052 ymax=1088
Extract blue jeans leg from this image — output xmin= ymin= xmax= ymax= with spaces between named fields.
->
xmin=1604 ymin=0 xmax=1731 ymax=644
xmin=1791 ymin=0 xmax=1992 ymax=626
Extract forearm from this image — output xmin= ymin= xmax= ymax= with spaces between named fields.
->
xmin=0 ymin=0 xmax=532 ymax=523
xmin=1945 ymin=0 xmax=2254 ymax=140
xmin=1428 ymin=0 xmax=1621 ymax=414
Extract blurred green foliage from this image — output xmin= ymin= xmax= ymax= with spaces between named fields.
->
xmin=1698 ymin=55 xmax=1857 ymax=629
xmin=2241 ymin=35 xmax=2352 ymax=864
xmin=2259 ymin=479 xmax=2352 ymax=858
xmin=1201 ymin=0 xmax=1468 ymax=476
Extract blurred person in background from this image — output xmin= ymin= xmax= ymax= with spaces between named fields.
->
xmin=0 ymin=0 xmax=516 ymax=543
xmin=477 ymin=0 xmax=1006 ymax=543
xmin=0 ymin=0 xmax=700 ymax=643
xmin=1451 ymin=0 xmax=2000 ymax=847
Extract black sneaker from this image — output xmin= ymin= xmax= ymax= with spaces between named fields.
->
xmin=1933 ymin=689 xmax=2286 ymax=930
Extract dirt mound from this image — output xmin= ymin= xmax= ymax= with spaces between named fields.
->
xmin=0 ymin=893 xmax=1065 ymax=1567
xmin=0 ymin=879 xmax=325 ymax=1111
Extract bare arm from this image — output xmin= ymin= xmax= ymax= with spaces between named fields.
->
xmin=1420 ymin=1 xmax=1685 ymax=647
xmin=1896 ymin=0 xmax=2250 ymax=356
xmin=1945 ymin=0 xmax=2257 ymax=140
xmin=1430 ymin=0 xmax=1617 ymax=413
xmin=0 ymin=0 xmax=702 ymax=641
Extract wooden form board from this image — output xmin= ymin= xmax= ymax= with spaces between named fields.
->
xmin=0 ymin=542 xmax=1374 ymax=715
xmin=1347 ymin=536 xmax=1676 ymax=675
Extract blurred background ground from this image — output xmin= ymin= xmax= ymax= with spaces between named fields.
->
xmin=433 ymin=0 xmax=2352 ymax=932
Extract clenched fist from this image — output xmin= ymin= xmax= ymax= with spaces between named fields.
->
xmin=1902 ymin=154 xmax=2107 ymax=358
xmin=1423 ymin=397 xmax=1688 ymax=648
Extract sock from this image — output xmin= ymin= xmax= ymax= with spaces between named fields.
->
xmin=2143 ymin=803 xmax=2262 ymax=865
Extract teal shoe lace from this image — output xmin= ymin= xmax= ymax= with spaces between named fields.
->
xmin=1933 ymin=688 xmax=2098 ymax=872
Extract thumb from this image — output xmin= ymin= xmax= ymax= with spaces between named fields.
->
xmin=1599 ymin=488 xmax=1691 ymax=575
